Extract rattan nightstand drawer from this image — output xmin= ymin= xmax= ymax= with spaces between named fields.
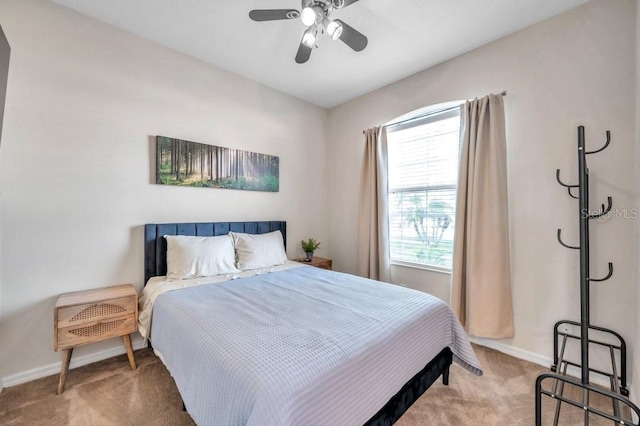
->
xmin=56 ymin=313 xmax=137 ymax=351
xmin=56 ymin=296 xmax=136 ymax=329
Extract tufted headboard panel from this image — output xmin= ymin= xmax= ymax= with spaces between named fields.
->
xmin=144 ymin=221 xmax=287 ymax=284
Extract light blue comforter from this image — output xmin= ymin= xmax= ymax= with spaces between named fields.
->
xmin=150 ymin=266 xmax=482 ymax=426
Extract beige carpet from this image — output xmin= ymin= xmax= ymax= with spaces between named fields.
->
xmin=0 ymin=344 xmax=629 ymax=425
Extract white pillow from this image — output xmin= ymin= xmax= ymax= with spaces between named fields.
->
xmin=231 ymin=230 xmax=287 ymax=270
xmin=165 ymin=234 xmax=239 ymax=280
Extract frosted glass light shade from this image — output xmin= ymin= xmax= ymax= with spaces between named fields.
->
xmin=301 ymin=7 xmax=317 ymax=26
xmin=301 ymin=28 xmax=316 ymax=47
xmin=323 ymin=17 xmax=343 ymax=41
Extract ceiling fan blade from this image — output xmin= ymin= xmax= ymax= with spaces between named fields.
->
xmin=249 ymin=9 xmax=300 ymax=22
xmin=334 ymin=20 xmax=368 ymax=52
xmin=334 ymin=0 xmax=360 ymax=8
xmin=295 ymin=42 xmax=312 ymax=64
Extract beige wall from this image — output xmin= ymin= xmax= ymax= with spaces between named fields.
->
xmin=0 ymin=0 xmax=328 ymax=382
xmin=327 ymin=0 xmax=637 ymax=372
xmin=0 ymin=23 xmax=8 ymax=393
xmin=0 ymin=25 xmax=9 ymax=143
xmin=633 ymin=0 xmax=640 ymax=408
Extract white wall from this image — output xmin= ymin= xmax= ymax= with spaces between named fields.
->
xmin=0 ymin=0 xmax=328 ymax=383
xmin=327 ymin=0 xmax=637 ymax=374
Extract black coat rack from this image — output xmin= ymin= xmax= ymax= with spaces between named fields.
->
xmin=534 ymin=126 xmax=640 ymax=425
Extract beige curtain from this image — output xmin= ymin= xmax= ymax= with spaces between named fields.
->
xmin=357 ymin=126 xmax=391 ymax=282
xmin=451 ymin=94 xmax=514 ymax=339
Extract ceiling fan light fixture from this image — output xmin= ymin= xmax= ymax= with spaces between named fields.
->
xmin=300 ymin=7 xmax=317 ymax=26
xmin=323 ymin=17 xmax=343 ymax=41
xmin=249 ymin=0 xmax=367 ymax=63
xmin=301 ymin=28 xmax=316 ymax=48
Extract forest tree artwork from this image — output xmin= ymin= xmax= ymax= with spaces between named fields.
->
xmin=156 ymin=136 xmax=279 ymax=192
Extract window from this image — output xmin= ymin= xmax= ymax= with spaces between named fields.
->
xmin=387 ymin=105 xmax=461 ymax=271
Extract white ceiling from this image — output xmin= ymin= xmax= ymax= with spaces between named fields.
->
xmin=50 ymin=0 xmax=589 ymax=108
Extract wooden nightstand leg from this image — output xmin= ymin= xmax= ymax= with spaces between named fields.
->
xmin=57 ymin=348 xmax=73 ymax=395
xmin=122 ymin=334 xmax=137 ymax=370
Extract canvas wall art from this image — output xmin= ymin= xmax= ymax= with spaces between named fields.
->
xmin=156 ymin=136 xmax=279 ymax=192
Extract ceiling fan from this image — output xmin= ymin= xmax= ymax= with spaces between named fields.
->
xmin=249 ymin=0 xmax=368 ymax=64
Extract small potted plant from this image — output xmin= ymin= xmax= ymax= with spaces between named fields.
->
xmin=301 ymin=238 xmax=321 ymax=261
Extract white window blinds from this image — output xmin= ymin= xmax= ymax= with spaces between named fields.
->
xmin=387 ymin=107 xmax=461 ymax=270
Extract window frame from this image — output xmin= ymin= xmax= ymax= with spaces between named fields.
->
xmin=386 ymin=104 xmax=462 ymax=273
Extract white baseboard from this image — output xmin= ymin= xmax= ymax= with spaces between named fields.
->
xmin=469 ymin=336 xmax=611 ymax=389
xmin=1 ymin=339 xmax=146 ymax=389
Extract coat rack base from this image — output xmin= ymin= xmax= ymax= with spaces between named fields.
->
xmin=535 ymin=373 xmax=640 ymax=426
xmin=550 ymin=320 xmax=628 ymax=397
xmin=534 ymin=319 xmax=638 ymax=425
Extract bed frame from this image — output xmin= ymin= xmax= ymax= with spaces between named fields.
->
xmin=143 ymin=221 xmax=452 ymax=425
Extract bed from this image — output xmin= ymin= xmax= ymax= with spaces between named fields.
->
xmin=141 ymin=221 xmax=482 ymax=425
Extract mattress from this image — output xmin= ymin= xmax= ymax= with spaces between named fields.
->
xmin=144 ymin=265 xmax=482 ymax=426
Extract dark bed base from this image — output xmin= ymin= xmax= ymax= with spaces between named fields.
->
xmin=144 ymin=221 xmax=453 ymax=425
xmin=365 ymin=347 xmax=453 ymax=425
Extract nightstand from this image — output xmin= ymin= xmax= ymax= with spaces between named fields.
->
xmin=294 ymin=256 xmax=332 ymax=270
xmin=54 ymin=284 xmax=138 ymax=394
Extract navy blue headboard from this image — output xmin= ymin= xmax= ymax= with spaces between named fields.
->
xmin=144 ymin=221 xmax=287 ymax=284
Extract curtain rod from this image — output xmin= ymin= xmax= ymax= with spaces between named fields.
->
xmin=362 ymin=91 xmax=507 ymax=134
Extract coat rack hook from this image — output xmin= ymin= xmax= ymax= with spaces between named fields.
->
xmin=556 ymin=169 xmax=578 ymax=188
xmin=557 ymin=229 xmax=579 ymax=250
xmin=567 ymin=187 xmax=578 ymax=199
xmin=589 ymin=262 xmax=614 ymax=282
xmin=586 ymin=130 xmax=611 ymax=155
xmin=589 ymin=196 xmax=613 ymax=219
